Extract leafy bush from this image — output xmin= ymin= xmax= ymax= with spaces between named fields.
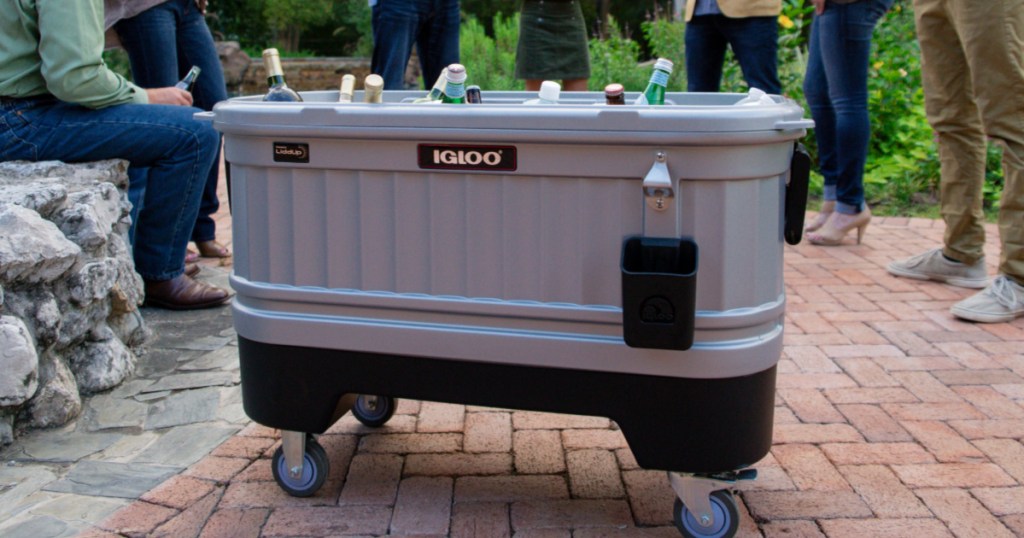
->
xmin=459 ymin=14 xmax=522 ymax=92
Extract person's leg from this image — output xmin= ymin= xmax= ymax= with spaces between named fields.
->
xmin=721 ymin=16 xmax=781 ymax=95
xmin=954 ymin=0 xmax=1024 ymax=283
xmin=803 ymin=15 xmax=838 ymax=206
xmin=418 ymin=0 xmax=460 ymax=91
xmin=684 ymin=16 xmax=729 ymax=92
xmin=813 ymin=0 xmax=889 ymax=217
xmin=177 ymin=0 xmax=228 ymax=246
xmin=914 ymin=0 xmax=987 ymax=265
xmin=372 ymin=0 xmax=418 ymax=89
xmin=10 ymin=99 xmax=217 ymax=281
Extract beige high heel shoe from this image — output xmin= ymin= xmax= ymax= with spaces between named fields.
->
xmin=805 ymin=200 xmax=836 ymax=233
xmin=807 ymin=206 xmax=871 ymax=246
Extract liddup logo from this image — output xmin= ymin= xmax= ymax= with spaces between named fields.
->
xmin=418 ymin=144 xmax=517 ymax=172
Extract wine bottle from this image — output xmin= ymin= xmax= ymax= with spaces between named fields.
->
xmin=363 ymin=74 xmax=384 ymax=103
xmin=466 ymin=85 xmax=483 ymax=104
xmin=261 ymin=48 xmax=302 ymax=102
xmin=440 ymin=64 xmax=467 ymax=104
xmin=635 ymin=58 xmax=673 ymax=106
xmin=338 ymin=74 xmax=356 ymax=103
xmin=175 ymin=65 xmax=201 ymax=93
xmin=604 ymin=83 xmax=625 ymax=105
xmin=412 ymin=68 xmax=448 ymax=104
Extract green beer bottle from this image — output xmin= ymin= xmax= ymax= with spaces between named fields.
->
xmin=635 ymin=58 xmax=673 ymax=106
xmin=440 ymin=64 xmax=467 ymax=104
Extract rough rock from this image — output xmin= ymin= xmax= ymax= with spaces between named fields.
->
xmin=0 ymin=316 xmax=38 ymax=407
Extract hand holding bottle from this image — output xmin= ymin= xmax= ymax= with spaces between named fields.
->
xmin=146 ymin=87 xmax=193 ymax=106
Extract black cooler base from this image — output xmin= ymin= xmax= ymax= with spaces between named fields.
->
xmin=239 ymin=336 xmax=776 ymax=473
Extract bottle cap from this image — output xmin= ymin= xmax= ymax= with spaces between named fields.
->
xmin=538 ymin=80 xmax=561 ymax=102
xmin=604 ymin=83 xmax=624 ymax=97
xmin=654 ymin=58 xmax=674 ymax=73
xmin=446 ymin=64 xmax=467 ymax=83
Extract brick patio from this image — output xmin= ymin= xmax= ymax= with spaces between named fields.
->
xmin=84 ymin=171 xmax=1024 ymax=536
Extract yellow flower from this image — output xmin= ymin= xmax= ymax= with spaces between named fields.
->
xmin=778 ymin=15 xmax=794 ymax=29
xmin=899 ymin=68 xmax=908 ymax=77
xmin=873 ymin=61 xmax=884 ymax=70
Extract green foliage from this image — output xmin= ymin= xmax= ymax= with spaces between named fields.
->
xmin=588 ymin=17 xmax=649 ymax=92
xmin=332 ymin=1 xmax=373 ymax=57
xmin=641 ymin=16 xmax=686 ymax=90
xmin=459 ymin=14 xmax=522 ymax=91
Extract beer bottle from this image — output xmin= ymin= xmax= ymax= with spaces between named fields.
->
xmin=261 ymin=48 xmax=302 ymax=102
xmin=440 ymin=64 xmax=467 ymax=104
xmin=413 ymin=68 xmax=448 ymax=103
xmin=466 ymin=85 xmax=483 ymax=104
xmin=604 ymin=83 xmax=625 ymax=105
xmin=338 ymin=74 xmax=356 ymax=103
xmin=635 ymin=58 xmax=673 ymax=106
xmin=175 ymin=65 xmax=201 ymax=93
xmin=363 ymin=74 xmax=384 ymax=103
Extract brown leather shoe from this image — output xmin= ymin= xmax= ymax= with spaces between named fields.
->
xmin=185 ymin=263 xmax=200 ymax=278
xmin=195 ymin=240 xmax=231 ymax=258
xmin=144 ymin=274 xmax=230 ymax=310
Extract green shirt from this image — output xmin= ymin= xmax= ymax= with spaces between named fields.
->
xmin=0 ymin=0 xmax=147 ymax=108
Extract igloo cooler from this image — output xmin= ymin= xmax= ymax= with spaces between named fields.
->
xmin=205 ymin=89 xmax=812 ymax=537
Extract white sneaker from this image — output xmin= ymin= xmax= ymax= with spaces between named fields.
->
xmin=951 ymin=275 xmax=1024 ymax=323
xmin=887 ymin=248 xmax=988 ymax=289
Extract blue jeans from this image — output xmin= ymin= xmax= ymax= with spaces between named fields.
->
xmin=371 ymin=0 xmax=461 ymax=90
xmin=803 ymin=0 xmax=892 ymax=214
xmin=684 ymin=15 xmax=781 ymax=95
xmin=114 ymin=0 xmax=227 ymax=243
xmin=0 ymin=96 xmax=218 ymax=281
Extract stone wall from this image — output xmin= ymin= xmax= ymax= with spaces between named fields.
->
xmin=235 ymin=56 xmax=373 ymax=97
xmin=0 ymin=160 xmax=148 ymax=445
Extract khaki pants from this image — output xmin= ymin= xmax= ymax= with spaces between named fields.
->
xmin=914 ymin=0 xmax=1024 ymax=281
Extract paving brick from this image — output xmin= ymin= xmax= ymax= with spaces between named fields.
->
xmin=971 ymin=487 xmax=1024 ymax=516
xmin=772 ymin=444 xmax=849 ymax=492
xmin=874 ymin=355 xmax=962 ymax=371
xmin=514 ymin=430 xmax=566 ymax=474
xmin=390 ymin=476 xmax=452 ymax=535
xmin=949 ymin=419 xmax=1024 ymax=440
xmin=566 ymin=449 xmax=624 ymax=499
xmin=823 ymin=387 xmax=919 ymax=404
xmin=572 ymin=527 xmax=680 ymax=537
xmin=777 ymin=388 xmax=845 ymax=423
xmin=935 ymin=341 xmax=1006 ymax=370
xmin=141 ymin=475 xmax=216 ymax=510
xmin=892 ymin=463 xmax=1016 ymax=488
xmin=450 ymin=502 xmax=510 ymax=538
xmin=198 ymin=508 xmax=269 ymax=538
xmin=972 ymin=439 xmax=1024 ymax=483
xmin=358 ymin=433 xmax=462 ymax=454
xmin=150 ymin=486 xmax=223 ymax=538
xmin=561 ymin=429 xmax=629 ymax=450
xmin=818 ymin=518 xmax=953 ymax=538
xmin=318 ymin=434 xmax=359 ymax=483
xmin=455 ymin=476 xmax=569 ymax=503
xmin=210 ymin=436 xmax=277 ymax=459
xmin=837 ymin=404 xmax=911 ymax=442
xmin=834 ymin=357 xmax=899 ymax=387
xmin=339 ymin=454 xmax=403 ymax=505
xmin=1002 ymin=514 xmax=1024 ymax=536
xmin=614 ymin=448 xmax=639 ymax=471
xmin=837 ymin=465 xmax=930 ymax=517
xmin=900 ymin=420 xmax=986 ymax=462
xmin=232 ymin=457 xmax=274 ymax=482
xmin=512 ymin=530 xmax=572 ymax=538
xmin=891 ymin=371 xmax=964 ymax=402
xmin=237 ymin=423 xmax=277 ymax=438
xmin=464 ymin=412 xmax=511 ymax=453
xmin=833 ymin=321 xmax=888 ymax=345
xmin=511 ymin=499 xmax=633 ymax=531
xmin=819 ymin=442 xmax=935 ymax=465
xmin=96 ymin=501 xmax=178 ymax=536
xmin=621 ymin=470 xmax=673 ymax=526
xmin=787 ymin=313 xmax=838 ymax=336
xmin=742 ymin=490 xmax=871 ymax=520
xmin=775 ymin=373 xmax=857 ymax=390
xmin=759 ymin=520 xmax=826 ymax=537
xmin=220 ymin=479 xmax=342 ymax=508
xmin=932 ymin=369 xmax=1024 ymax=386
xmin=953 ymin=386 xmax=1024 ymax=419
xmin=916 ymin=488 xmax=1017 ymax=538
xmin=417 ymin=402 xmax=466 ymax=433
xmin=512 ymin=412 xmax=610 ymax=430
xmin=783 ymin=345 xmax=842 ymax=372
xmin=326 ymin=413 xmax=418 ymax=434
xmin=184 ymin=456 xmax=252 ymax=483
xmin=261 ymin=506 xmax=392 ymax=537
xmin=404 ymin=453 xmax=512 ymax=476
xmin=771 ymin=423 xmax=863 ymax=444
xmin=884 ymin=331 xmax=942 ymax=356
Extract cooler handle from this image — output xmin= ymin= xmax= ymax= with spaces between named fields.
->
xmin=774 ymin=119 xmax=815 ymax=132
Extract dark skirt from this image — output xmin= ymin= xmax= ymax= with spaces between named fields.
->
xmin=515 ymin=0 xmax=591 ymax=81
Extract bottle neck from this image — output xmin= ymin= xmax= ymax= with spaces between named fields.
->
xmin=267 ymin=74 xmax=287 ymax=88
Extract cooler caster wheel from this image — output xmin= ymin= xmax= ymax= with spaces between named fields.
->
xmin=352 ymin=394 xmax=396 ymax=427
xmin=673 ymin=490 xmax=739 ymax=538
xmin=271 ymin=437 xmax=329 ymax=497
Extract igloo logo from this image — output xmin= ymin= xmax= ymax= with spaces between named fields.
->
xmin=418 ymin=144 xmax=517 ymax=172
